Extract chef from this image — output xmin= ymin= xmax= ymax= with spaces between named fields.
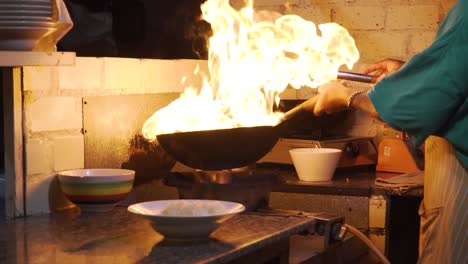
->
xmin=303 ymin=0 xmax=467 ymax=263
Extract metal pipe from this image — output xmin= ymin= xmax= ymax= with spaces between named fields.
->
xmin=344 ymin=224 xmax=391 ymax=264
xmin=337 ymin=71 xmax=374 ymax=83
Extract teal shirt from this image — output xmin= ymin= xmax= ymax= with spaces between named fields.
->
xmin=368 ymin=0 xmax=468 ymax=167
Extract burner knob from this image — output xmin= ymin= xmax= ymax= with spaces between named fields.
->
xmin=344 ymin=142 xmax=360 ymax=158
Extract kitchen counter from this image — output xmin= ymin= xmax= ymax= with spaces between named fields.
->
xmin=258 ymin=165 xmax=423 ymax=197
xmin=0 ymin=206 xmax=317 ymax=264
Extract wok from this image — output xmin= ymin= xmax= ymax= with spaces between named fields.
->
xmin=156 ymin=71 xmax=372 ymax=170
xmin=156 ymin=98 xmax=317 ymax=171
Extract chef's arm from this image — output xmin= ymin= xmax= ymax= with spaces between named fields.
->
xmin=350 ymin=57 xmax=405 ymax=118
xmin=348 ymin=91 xmax=381 ymax=120
xmin=347 ymin=58 xmax=405 ymax=117
xmin=362 ymin=58 xmax=405 ymax=83
xmin=303 ymin=81 xmax=381 ymax=120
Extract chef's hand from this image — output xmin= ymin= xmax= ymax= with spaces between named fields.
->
xmin=362 ymin=58 xmax=405 ymax=83
xmin=302 ymin=81 xmax=353 ymax=116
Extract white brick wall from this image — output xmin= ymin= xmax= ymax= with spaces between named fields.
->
xmin=28 ymin=96 xmax=82 ymax=132
xmin=333 ymin=6 xmax=385 ymax=30
xmin=53 ymin=135 xmax=84 ymax=172
xmin=23 ymin=66 xmax=53 ymax=92
xmin=26 ymin=173 xmax=55 ymax=215
xmin=408 ymin=31 xmax=437 ymax=56
xmin=288 ymin=5 xmax=332 ymax=24
xmin=247 ymin=0 xmax=445 ymax=65
xmin=353 ymin=31 xmax=408 ymax=61
xmin=26 ymin=139 xmax=53 ymax=175
xmin=58 ymin=57 xmax=104 ymax=91
xmin=103 ymin=58 xmax=143 ymax=91
xmin=253 ymin=0 xmax=301 ymax=7
xmin=22 ymin=58 xmax=207 ymax=215
xmin=386 ymin=5 xmax=439 ymax=30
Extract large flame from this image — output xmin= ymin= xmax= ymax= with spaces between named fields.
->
xmin=142 ymin=0 xmax=359 ymax=139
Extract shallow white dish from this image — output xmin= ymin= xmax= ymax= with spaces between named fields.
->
xmin=0 ymin=21 xmax=55 ymax=27
xmin=0 ymin=10 xmax=51 ymax=16
xmin=0 ymin=5 xmax=51 ymax=11
xmin=289 ymin=148 xmax=342 ymax=182
xmin=0 ymin=26 xmax=56 ymax=50
xmin=0 ymin=0 xmax=52 ymax=3
xmin=128 ymin=199 xmax=245 ymax=241
xmin=0 ymin=1 xmax=51 ymax=5
xmin=0 ymin=15 xmax=53 ymax=21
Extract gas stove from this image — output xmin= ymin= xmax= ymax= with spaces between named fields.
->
xmin=163 ymin=167 xmax=280 ymax=211
xmin=164 ymin=134 xmax=377 ymax=209
xmin=258 ymin=135 xmax=377 ymax=168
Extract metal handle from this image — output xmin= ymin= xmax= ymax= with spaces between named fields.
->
xmin=337 ymin=71 xmax=374 ymax=83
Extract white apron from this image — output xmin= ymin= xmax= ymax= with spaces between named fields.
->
xmin=418 ymin=136 xmax=467 ymax=263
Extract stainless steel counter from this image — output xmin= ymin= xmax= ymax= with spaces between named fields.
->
xmin=0 ymin=206 xmax=317 ymax=264
xmin=264 ymin=165 xmax=424 ymax=197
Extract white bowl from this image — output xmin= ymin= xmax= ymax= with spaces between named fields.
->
xmin=0 ymin=4 xmax=51 ymax=11
xmin=128 ymin=199 xmax=245 ymax=241
xmin=57 ymin=169 xmax=135 ymax=213
xmin=0 ymin=0 xmax=51 ymax=3
xmin=0 ymin=21 xmax=56 ymax=27
xmin=0 ymin=26 xmax=56 ymax=51
xmin=0 ymin=10 xmax=51 ymax=16
xmin=289 ymin=148 xmax=342 ymax=182
xmin=0 ymin=15 xmax=54 ymax=21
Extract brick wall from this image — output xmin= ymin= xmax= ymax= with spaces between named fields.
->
xmin=21 ymin=58 xmax=209 ymax=215
xmin=252 ymin=0 xmax=444 ymax=65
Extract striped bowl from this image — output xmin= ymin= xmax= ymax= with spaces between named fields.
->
xmin=57 ymin=169 xmax=135 ymax=212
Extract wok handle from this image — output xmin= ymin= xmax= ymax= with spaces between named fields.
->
xmin=279 ymin=72 xmax=370 ymax=123
xmin=281 ymin=95 xmax=319 ymax=123
xmin=337 ymin=71 xmax=374 ymax=83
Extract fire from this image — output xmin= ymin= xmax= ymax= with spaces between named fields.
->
xmin=142 ymin=0 xmax=359 ymax=140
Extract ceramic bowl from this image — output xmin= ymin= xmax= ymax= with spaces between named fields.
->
xmin=289 ymin=148 xmax=342 ymax=182
xmin=128 ymin=199 xmax=245 ymax=241
xmin=57 ymin=168 xmax=135 ymax=212
xmin=0 ymin=26 xmax=56 ymax=51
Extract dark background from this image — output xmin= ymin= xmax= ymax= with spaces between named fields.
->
xmin=58 ymin=0 xmax=211 ymax=59
xmin=0 ymin=72 xmax=3 ymax=174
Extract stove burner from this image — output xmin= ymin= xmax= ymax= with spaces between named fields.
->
xmin=193 ymin=166 xmax=252 ymax=184
xmin=163 ymin=169 xmax=281 ymax=211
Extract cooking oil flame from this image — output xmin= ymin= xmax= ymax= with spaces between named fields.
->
xmin=143 ymin=0 xmax=359 ymax=139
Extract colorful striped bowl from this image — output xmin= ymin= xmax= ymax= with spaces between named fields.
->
xmin=57 ymin=169 xmax=135 ymax=212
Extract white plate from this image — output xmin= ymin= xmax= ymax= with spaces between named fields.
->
xmin=0 ymin=10 xmax=51 ymax=16
xmin=0 ymin=15 xmax=53 ymax=21
xmin=0 ymin=7 xmax=51 ymax=12
xmin=0 ymin=26 xmax=56 ymax=51
xmin=0 ymin=1 xmax=51 ymax=4
xmin=0 ymin=21 xmax=55 ymax=27
xmin=0 ymin=4 xmax=51 ymax=9
xmin=128 ymin=199 xmax=245 ymax=241
xmin=0 ymin=14 xmax=52 ymax=18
